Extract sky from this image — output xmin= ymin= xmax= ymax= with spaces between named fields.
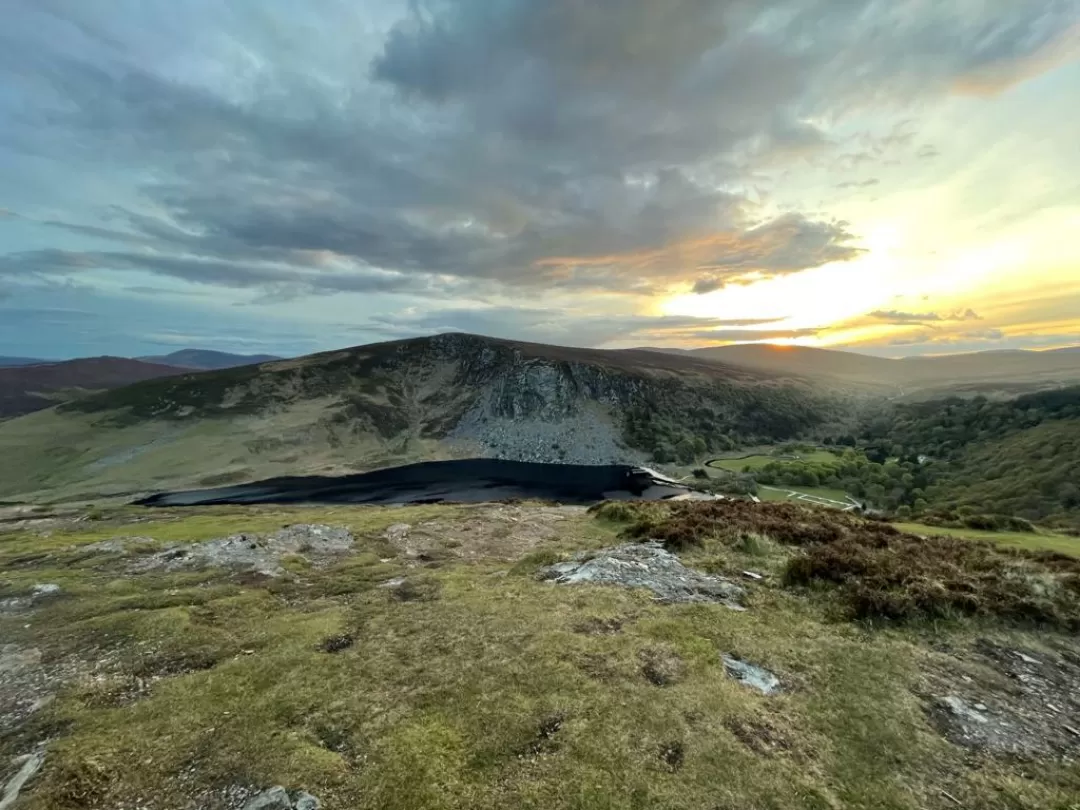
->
xmin=1 ymin=0 xmax=1079 ymax=360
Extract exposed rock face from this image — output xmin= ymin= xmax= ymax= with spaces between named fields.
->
xmin=924 ymin=640 xmax=1080 ymax=758
xmin=540 ymin=542 xmax=744 ymax=606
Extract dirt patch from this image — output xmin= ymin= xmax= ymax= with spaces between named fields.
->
xmin=658 ymin=741 xmax=685 ymax=772
xmin=639 ymin=647 xmax=686 ymax=687
xmin=385 ymin=576 xmax=441 ymax=603
xmin=922 ymin=638 xmax=1080 ymax=758
xmin=382 ymin=504 xmax=587 ymax=562
xmin=572 ymin=616 xmax=626 ymax=636
xmin=520 ymin=713 xmax=566 ymax=759
xmin=724 ymin=718 xmax=794 ymax=757
xmin=318 ymin=634 xmax=355 ymax=654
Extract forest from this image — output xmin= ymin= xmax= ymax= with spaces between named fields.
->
xmin=741 ymin=387 xmax=1080 ymax=529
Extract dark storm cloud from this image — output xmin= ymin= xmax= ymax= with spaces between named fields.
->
xmin=0 ymin=0 xmax=1076 ymax=305
xmin=0 ymin=248 xmax=443 ymax=298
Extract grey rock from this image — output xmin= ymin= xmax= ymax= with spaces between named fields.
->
xmin=721 ymin=655 xmax=781 ymax=695
xmin=242 ymin=786 xmax=292 ymax=810
xmin=294 ymin=792 xmax=321 ymax=810
xmin=540 ymin=542 xmax=744 ymax=606
xmin=938 ymin=695 xmax=989 ymax=725
xmin=0 ymin=749 xmax=45 ymax=810
xmin=378 ymin=577 xmax=408 ymax=589
xmin=31 ymin=584 xmax=61 ymax=597
xmin=384 ymin=523 xmax=411 ymax=543
xmin=130 ymin=525 xmax=354 ymax=576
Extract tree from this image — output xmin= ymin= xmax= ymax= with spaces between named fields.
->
xmin=675 ymin=437 xmax=696 ymax=464
xmin=692 ymin=436 xmax=707 ymax=457
xmin=652 ymin=445 xmax=673 ymax=464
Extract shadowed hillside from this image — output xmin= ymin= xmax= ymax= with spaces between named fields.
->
xmin=0 ymin=357 xmax=187 ymax=419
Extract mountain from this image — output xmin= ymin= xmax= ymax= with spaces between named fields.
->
xmin=0 ymin=333 xmax=840 ymax=501
xmin=642 ymin=344 xmax=1080 ymax=393
xmin=0 ymin=357 xmax=187 ymax=420
xmin=137 ymin=349 xmax=281 ymax=370
xmin=0 ymin=355 xmax=48 ymax=367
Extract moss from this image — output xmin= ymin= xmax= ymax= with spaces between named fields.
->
xmin=4 ymin=503 xmax=1080 ymax=810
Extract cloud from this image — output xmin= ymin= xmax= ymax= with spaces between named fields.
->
xmin=867 ymin=308 xmax=982 ymax=324
xmin=835 ymin=179 xmax=880 ymax=190
xmin=3 ymin=1 xmax=1069 ymax=305
xmin=889 ymin=327 xmax=1005 ymax=347
xmin=0 ymin=248 xmax=451 ymax=298
xmin=357 ymin=306 xmax=799 ymax=348
xmin=0 ymin=0 xmax=1074 ymax=362
xmin=870 ymin=310 xmax=942 ymax=323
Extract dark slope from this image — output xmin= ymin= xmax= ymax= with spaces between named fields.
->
xmin=0 ymin=356 xmax=187 ymax=419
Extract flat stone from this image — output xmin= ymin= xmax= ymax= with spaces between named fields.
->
xmin=540 ymin=542 xmax=744 ymax=606
xmin=243 ymin=786 xmax=292 ymax=810
xmin=31 ymin=584 xmax=61 ymax=597
xmin=294 ymin=792 xmax=321 ymax=810
xmin=721 ymin=654 xmax=781 ymax=695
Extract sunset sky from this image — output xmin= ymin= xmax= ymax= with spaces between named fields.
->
xmin=1 ymin=1 xmax=1078 ymax=359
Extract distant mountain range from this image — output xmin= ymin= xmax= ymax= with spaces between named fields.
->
xmin=136 ymin=349 xmax=283 ymax=370
xmin=0 ymin=356 xmax=53 ymax=367
xmin=0 ymin=349 xmax=282 ymax=419
xmin=638 ymin=343 xmax=1080 ymax=393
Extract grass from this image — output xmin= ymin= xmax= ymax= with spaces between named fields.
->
xmin=896 ymin=521 xmax=1080 ymax=558
xmin=758 ymin=485 xmax=853 ymax=505
xmin=706 ymin=450 xmax=837 ymax=474
xmin=0 ymin=396 xmax=460 ymax=503
xmin=2 ymin=503 xmax=1079 ymax=809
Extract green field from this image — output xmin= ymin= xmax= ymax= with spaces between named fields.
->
xmin=896 ymin=522 xmax=1080 ymax=558
xmin=706 ymin=450 xmax=837 ymax=474
xmin=757 ymin=485 xmax=853 ymax=506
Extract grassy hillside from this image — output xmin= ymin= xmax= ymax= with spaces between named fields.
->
xmin=0 ymin=334 xmax=839 ymax=502
xmin=2 ymin=500 xmax=1077 ymax=809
